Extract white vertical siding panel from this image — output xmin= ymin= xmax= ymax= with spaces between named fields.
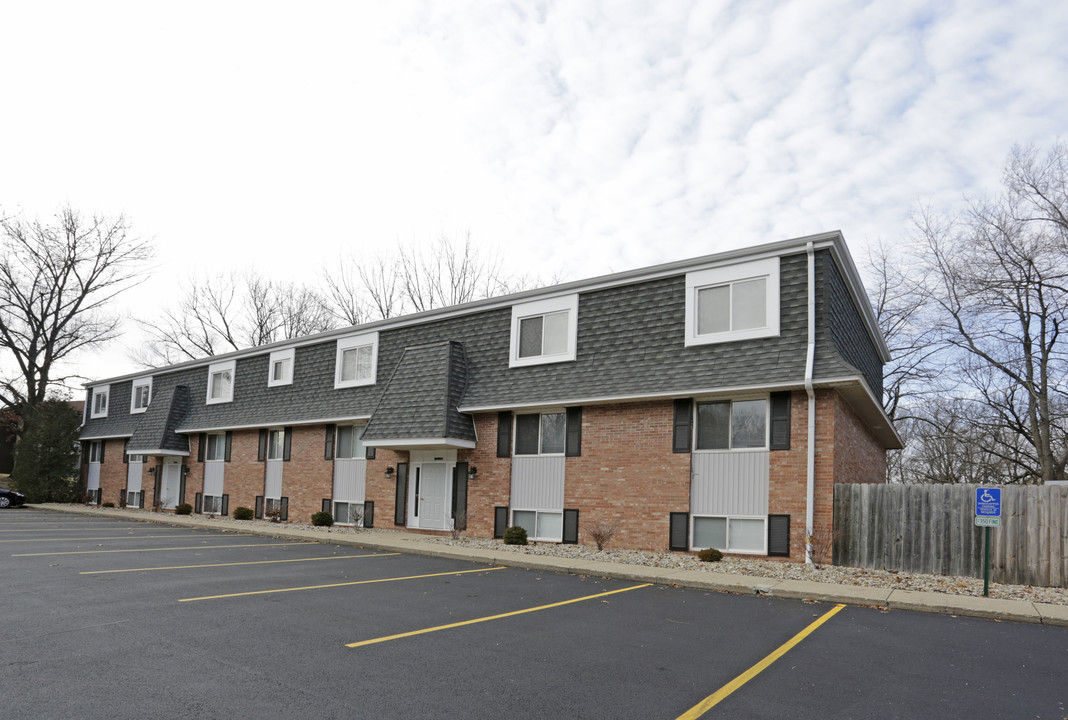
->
xmin=691 ymin=451 xmax=769 ymax=516
xmin=87 ymin=463 xmax=101 ymax=491
xmin=203 ymin=462 xmax=224 ymax=496
xmin=126 ymin=461 xmax=143 ymax=493
xmin=333 ymin=458 xmax=367 ymax=503
xmin=510 ymin=456 xmax=566 ymax=510
xmin=265 ymin=461 xmax=283 ymax=498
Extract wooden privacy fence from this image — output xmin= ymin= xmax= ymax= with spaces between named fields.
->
xmin=833 ymin=483 xmax=1068 ymax=589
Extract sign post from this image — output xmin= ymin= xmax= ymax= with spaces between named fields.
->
xmin=974 ymin=487 xmax=1002 ymax=597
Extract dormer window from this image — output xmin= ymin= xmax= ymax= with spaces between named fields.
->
xmin=268 ymin=348 xmax=295 ymax=387
xmin=130 ymin=377 xmax=152 ymax=414
xmin=509 ymin=295 xmax=579 ymax=368
xmin=90 ymin=385 xmax=110 ymax=418
xmin=685 ymin=258 xmax=780 ymax=346
xmin=334 ymin=332 xmax=379 ymax=389
xmin=206 ymin=360 xmax=236 ymax=404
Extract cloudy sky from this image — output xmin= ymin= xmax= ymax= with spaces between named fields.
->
xmin=2 ymin=0 xmax=1067 ymax=385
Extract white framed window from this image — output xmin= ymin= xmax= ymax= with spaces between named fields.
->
xmin=267 ymin=429 xmax=286 ymax=460
xmin=334 ymin=501 xmax=364 ymax=526
xmin=126 ymin=490 xmax=142 ymax=508
xmin=202 ymin=495 xmax=223 ymax=515
xmin=90 ymin=386 xmax=110 ymax=418
xmin=206 ymin=360 xmax=236 ymax=404
xmin=268 ymin=348 xmax=295 ymax=387
xmin=130 ymin=377 xmax=152 ymax=414
xmin=684 ymin=258 xmax=779 ymax=346
xmin=205 ymin=433 xmax=227 ymax=462
xmin=336 ymin=425 xmax=366 ymax=459
xmin=334 ymin=332 xmax=379 ymax=389
xmin=512 ymin=509 xmax=563 ymax=542
xmin=514 ymin=412 xmax=566 ymax=455
xmin=695 ymin=398 xmax=768 ymax=450
xmin=693 ymin=515 xmax=768 ymax=554
xmin=88 ymin=440 xmax=104 ymax=463
xmin=509 ymin=294 xmax=579 ymax=367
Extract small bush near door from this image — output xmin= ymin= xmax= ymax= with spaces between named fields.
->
xmin=233 ymin=506 xmax=254 ymax=520
xmin=311 ymin=511 xmax=333 ymax=527
xmin=503 ymin=526 xmax=528 ymax=545
xmin=697 ymin=548 xmax=723 ymax=562
xmin=175 ymin=503 xmax=193 ymax=515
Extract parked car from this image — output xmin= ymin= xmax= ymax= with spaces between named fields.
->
xmin=0 ymin=487 xmax=26 ymax=508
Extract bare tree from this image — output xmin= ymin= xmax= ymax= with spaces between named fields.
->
xmin=0 ymin=207 xmax=153 ymax=406
xmin=138 ymin=271 xmax=335 ymax=364
xmin=916 ymin=142 xmax=1068 ymax=484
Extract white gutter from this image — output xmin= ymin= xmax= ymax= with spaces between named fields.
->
xmin=805 ymin=241 xmax=817 ymax=565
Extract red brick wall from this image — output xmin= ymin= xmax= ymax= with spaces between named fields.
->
xmin=283 ymin=426 xmax=334 ymax=522
xmin=366 ymin=449 xmax=409 ymax=527
xmin=219 ymin=429 xmax=265 ymax=515
xmin=96 ymin=439 xmax=128 ymax=505
xmin=832 ymin=393 xmax=887 ymax=485
xmin=459 ymin=414 xmax=513 ymax=538
xmin=564 ymin=401 xmax=691 ymax=551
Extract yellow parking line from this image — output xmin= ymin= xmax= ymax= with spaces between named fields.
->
xmin=675 ymin=603 xmax=846 ymax=719
xmin=347 ymin=583 xmax=652 ymax=648
xmin=81 ymin=552 xmax=400 ymax=574
xmin=179 ymin=566 xmax=507 ymax=602
xmin=14 ymin=542 xmax=315 ymax=557
xmin=0 ymin=534 xmax=230 ymax=543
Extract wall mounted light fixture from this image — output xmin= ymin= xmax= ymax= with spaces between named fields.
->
xmin=468 ymin=466 xmax=478 ymax=479
xmin=384 ymin=466 xmax=395 ymax=479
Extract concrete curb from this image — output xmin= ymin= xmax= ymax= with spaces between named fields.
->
xmin=22 ymin=504 xmax=1067 ymax=627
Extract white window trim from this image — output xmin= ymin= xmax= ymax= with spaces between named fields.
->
xmin=334 ymin=332 xmax=379 ymax=389
xmin=513 ymin=411 xmax=567 ymax=456
xmin=202 ymin=495 xmax=223 ymax=515
xmin=206 ymin=360 xmax=236 ymax=405
xmin=509 ymin=294 xmax=579 ymax=368
xmin=684 ymin=258 xmax=779 ymax=346
xmin=511 ymin=508 xmax=564 ymax=543
xmin=267 ymin=348 xmax=295 ymax=387
xmin=88 ymin=440 xmax=103 ymax=463
xmin=205 ymin=432 xmax=227 ymax=462
xmin=691 ymin=514 xmax=769 ymax=555
xmin=90 ymin=386 xmax=110 ymax=419
xmin=693 ymin=397 xmax=770 ymax=452
xmin=129 ymin=377 xmax=152 ymax=414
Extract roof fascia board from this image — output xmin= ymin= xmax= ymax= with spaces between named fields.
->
xmin=128 ymin=449 xmax=189 ymax=456
xmin=80 ymin=433 xmax=133 ymax=441
xmin=177 ymin=414 xmax=372 ymax=434
xmin=85 ymin=231 xmax=849 ymax=387
xmin=363 ymin=437 xmax=478 ymax=449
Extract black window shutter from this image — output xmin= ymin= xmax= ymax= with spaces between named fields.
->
xmin=365 ymin=445 xmax=376 ymax=460
xmin=197 ymin=433 xmax=206 ymax=462
xmin=669 ymin=512 xmax=689 ymax=551
xmin=394 ymin=463 xmax=408 ymax=525
xmin=153 ymin=472 xmax=162 ymax=506
xmin=768 ymin=514 xmax=791 ymax=557
xmin=770 ymin=392 xmax=791 ymax=451
xmin=99 ymin=440 xmax=105 ymax=464
xmin=565 ymin=407 xmax=582 ymax=457
xmin=280 ymin=497 xmax=289 ymax=521
xmin=496 ymin=411 xmax=512 ymax=458
xmin=194 ymin=492 xmax=202 ymax=514
xmin=224 ymin=431 xmax=232 ymax=462
xmin=257 ymin=430 xmax=267 ymax=462
xmin=179 ymin=476 xmax=186 ymax=506
xmin=119 ymin=489 xmax=126 ymax=506
xmin=362 ymin=500 xmax=374 ymax=528
xmin=322 ymin=498 xmax=331 ymax=513
xmin=255 ymin=495 xmax=264 ymax=519
xmin=123 ymin=440 xmax=129 ymax=463
xmin=494 ymin=506 xmax=509 ymax=539
xmin=562 ymin=508 xmax=579 ymax=544
xmin=282 ymin=428 xmax=292 ymax=461
xmin=96 ymin=488 xmax=102 ymax=504
xmin=673 ymin=399 xmax=692 ymax=453
xmin=453 ymin=462 xmax=468 ymax=530
xmin=221 ymin=494 xmax=229 ymax=515
xmin=324 ymin=424 xmax=335 ymax=460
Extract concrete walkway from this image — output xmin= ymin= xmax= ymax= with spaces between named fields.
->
xmin=22 ymin=503 xmax=1068 ymax=628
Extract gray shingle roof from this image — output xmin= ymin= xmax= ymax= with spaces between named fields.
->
xmin=126 ymin=385 xmax=191 ymax=454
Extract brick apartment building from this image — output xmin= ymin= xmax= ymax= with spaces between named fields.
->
xmin=78 ymin=231 xmax=900 ymax=561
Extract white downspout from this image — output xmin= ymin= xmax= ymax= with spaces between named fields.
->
xmin=805 ymin=241 xmax=816 ymax=565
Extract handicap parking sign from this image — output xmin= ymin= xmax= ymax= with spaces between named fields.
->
xmin=975 ymin=487 xmax=1001 ymax=517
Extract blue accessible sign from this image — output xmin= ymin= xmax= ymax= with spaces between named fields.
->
xmin=975 ymin=487 xmax=1001 ymax=517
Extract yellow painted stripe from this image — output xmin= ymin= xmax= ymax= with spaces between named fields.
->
xmin=80 ymin=552 xmax=399 ymax=574
xmin=675 ymin=603 xmax=846 ymax=720
xmin=0 ymin=534 xmax=229 ymax=543
xmin=14 ymin=542 xmax=315 ymax=557
xmin=179 ymin=566 xmax=507 ymax=602
xmin=347 ymin=583 xmax=652 ymax=648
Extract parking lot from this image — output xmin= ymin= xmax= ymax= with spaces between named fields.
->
xmin=3 ymin=508 xmax=1066 ymax=719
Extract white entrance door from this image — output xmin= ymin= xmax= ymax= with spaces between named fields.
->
xmin=417 ymin=463 xmax=448 ymax=529
xmin=160 ymin=457 xmax=181 ymax=509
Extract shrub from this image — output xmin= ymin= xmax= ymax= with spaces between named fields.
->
xmin=174 ymin=503 xmax=193 ymax=515
xmin=502 ymin=526 xmax=528 ymax=545
xmin=311 ymin=511 xmax=334 ymax=527
xmin=697 ymin=548 xmax=723 ymax=562
xmin=233 ymin=506 xmax=254 ymax=520
xmin=585 ymin=522 xmax=618 ymax=551
xmin=101 ymin=502 xmax=115 ymax=508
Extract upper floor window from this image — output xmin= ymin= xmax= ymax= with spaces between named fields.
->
xmin=130 ymin=377 xmax=152 ymax=414
xmin=695 ymin=398 xmax=767 ymax=450
xmin=268 ymin=348 xmax=294 ymax=387
xmin=267 ymin=428 xmax=286 ymax=460
xmin=336 ymin=425 xmax=366 ymax=459
xmin=88 ymin=440 xmax=103 ymax=463
xmin=514 ymin=412 xmax=566 ymax=455
xmin=334 ymin=332 xmax=378 ymax=389
xmin=206 ymin=360 xmax=236 ymax=404
xmin=90 ymin=386 xmax=110 ymax=418
xmin=509 ymin=294 xmax=579 ymax=368
xmin=205 ymin=432 xmax=227 ymax=461
xmin=684 ymin=258 xmax=780 ymax=346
